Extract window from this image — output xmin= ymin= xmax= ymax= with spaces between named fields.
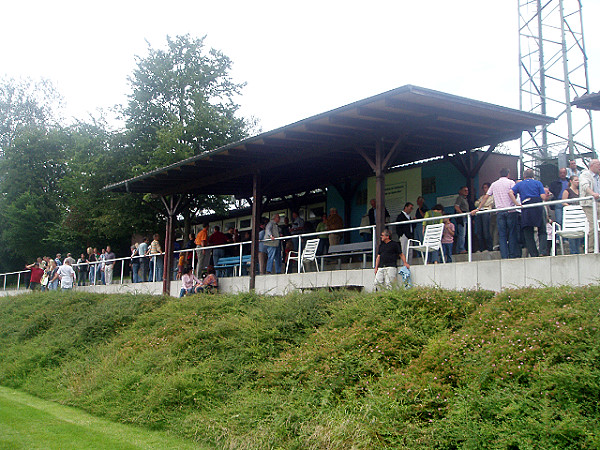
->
xmin=422 ymin=177 xmax=436 ymax=195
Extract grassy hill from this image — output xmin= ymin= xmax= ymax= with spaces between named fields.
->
xmin=0 ymin=287 xmax=598 ymax=449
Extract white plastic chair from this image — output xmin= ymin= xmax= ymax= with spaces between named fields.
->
xmin=551 ymin=205 xmax=588 ymax=255
xmin=286 ymin=239 xmax=320 ymax=273
xmin=406 ymin=223 xmax=445 ymax=265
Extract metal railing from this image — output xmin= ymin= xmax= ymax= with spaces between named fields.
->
xmin=2 ymin=196 xmax=598 ymax=292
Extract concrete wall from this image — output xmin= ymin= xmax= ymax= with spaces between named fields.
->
xmin=2 ymin=254 xmax=598 ymax=298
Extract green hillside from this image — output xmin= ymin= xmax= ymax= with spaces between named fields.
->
xmin=0 ymin=287 xmax=598 ymax=449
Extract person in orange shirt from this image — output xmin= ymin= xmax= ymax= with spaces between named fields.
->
xmin=195 ymin=222 xmax=210 ymax=276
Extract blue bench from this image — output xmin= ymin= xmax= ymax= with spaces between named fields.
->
xmin=214 ymin=255 xmax=251 ymax=276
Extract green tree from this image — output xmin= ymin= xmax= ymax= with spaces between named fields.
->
xmin=124 ymin=34 xmax=256 ymax=236
xmin=0 ymin=77 xmax=62 ymax=155
xmin=0 ymin=127 xmax=67 ymax=269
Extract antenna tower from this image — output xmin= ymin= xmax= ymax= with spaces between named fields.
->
xmin=518 ymin=0 xmax=595 ymax=174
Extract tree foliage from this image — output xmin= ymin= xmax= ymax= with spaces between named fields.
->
xmin=0 ymin=35 xmax=255 ymax=272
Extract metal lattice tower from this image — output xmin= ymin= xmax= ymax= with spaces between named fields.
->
xmin=519 ymin=0 xmax=595 ymax=173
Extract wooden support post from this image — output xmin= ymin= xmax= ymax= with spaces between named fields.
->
xmin=375 ymin=139 xmax=386 ymax=241
xmin=159 ymin=194 xmax=184 ymax=296
xmin=249 ymin=171 xmax=261 ymax=291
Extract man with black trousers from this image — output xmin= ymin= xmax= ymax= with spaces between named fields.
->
xmin=395 ymin=202 xmax=414 ymax=264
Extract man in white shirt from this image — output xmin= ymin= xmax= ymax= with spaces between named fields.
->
xmin=579 ymin=159 xmax=600 ymax=251
xmin=58 ymin=259 xmax=76 ymax=290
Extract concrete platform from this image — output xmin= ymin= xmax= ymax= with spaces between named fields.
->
xmin=2 ymin=253 xmax=598 ymax=297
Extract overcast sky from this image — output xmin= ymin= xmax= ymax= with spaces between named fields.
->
xmin=2 ymin=0 xmax=598 ymax=142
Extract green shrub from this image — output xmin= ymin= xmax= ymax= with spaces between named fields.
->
xmin=0 ymin=286 xmax=598 ymax=448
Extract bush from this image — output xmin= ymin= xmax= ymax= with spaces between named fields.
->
xmin=0 ymin=286 xmax=598 ymax=448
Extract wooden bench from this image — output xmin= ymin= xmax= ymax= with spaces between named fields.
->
xmin=213 ymin=255 xmax=251 ymax=276
xmin=324 ymin=242 xmax=374 ymax=269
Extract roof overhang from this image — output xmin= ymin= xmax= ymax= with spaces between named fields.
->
xmin=572 ymin=92 xmax=600 ymax=111
xmin=104 ymin=85 xmax=553 ymax=198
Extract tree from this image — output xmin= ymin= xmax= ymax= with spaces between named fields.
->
xmin=0 ymin=127 xmax=67 ymax=269
xmin=0 ymin=77 xmax=62 ymax=155
xmin=124 ymin=34 xmax=256 ymax=237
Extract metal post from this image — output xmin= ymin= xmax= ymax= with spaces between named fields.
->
xmin=3 ymin=274 xmax=6 ymax=291
xmin=593 ymin=200 xmax=598 ymax=254
xmin=372 ymin=225 xmax=376 ymax=268
xmin=120 ymin=260 xmax=124 ymax=285
xmin=297 ymin=235 xmax=302 ymax=273
xmin=17 ymin=273 xmax=20 ymax=290
xmin=467 ymin=213 xmax=472 ymax=262
xmin=239 ymin=243 xmax=243 ymax=276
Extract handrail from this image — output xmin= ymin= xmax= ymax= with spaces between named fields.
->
xmin=2 ymin=196 xmax=598 ymax=291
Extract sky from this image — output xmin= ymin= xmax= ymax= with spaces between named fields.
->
xmin=2 ymin=0 xmax=599 ymax=146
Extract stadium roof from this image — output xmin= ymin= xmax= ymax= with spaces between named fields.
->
xmin=104 ymin=85 xmax=553 ymax=197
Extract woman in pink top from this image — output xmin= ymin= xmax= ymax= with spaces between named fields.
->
xmin=179 ymin=266 xmax=201 ymax=297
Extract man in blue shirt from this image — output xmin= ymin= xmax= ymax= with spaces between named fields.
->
xmin=509 ymin=169 xmax=549 ymax=257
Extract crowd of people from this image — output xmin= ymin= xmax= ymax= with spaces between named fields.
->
xmin=23 ymin=159 xmax=597 ymax=291
xmin=390 ymin=160 xmax=592 ymax=264
xmin=25 ymin=248 xmax=116 ymax=291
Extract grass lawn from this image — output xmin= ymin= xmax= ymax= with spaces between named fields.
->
xmin=0 ymin=386 xmax=202 ymax=449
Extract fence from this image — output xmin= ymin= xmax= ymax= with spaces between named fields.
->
xmin=2 ymin=196 xmax=598 ymax=292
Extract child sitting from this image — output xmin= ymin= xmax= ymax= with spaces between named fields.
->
xmin=179 ymin=266 xmax=200 ymax=297
xmin=195 ymin=266 xmax=218 ymax=293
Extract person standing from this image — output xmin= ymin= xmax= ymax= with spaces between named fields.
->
xmin=265 ymin=214 xmax=282 ymax=274
xmin=374 ymin=229 xmax=409 ymax=290
xmin=258 ymin=218 xmax=269 ymax=274
xmin=104 ymin=246 xmax=116 ymax=285
xmin=326 ymin=207 xmax=344 ymax=247
xmin=395 ymin=202 xmax=414 ymax=264
xmin=454 ymin=186 xmax=470 ymax=254
xmin=57 ymin=259 xmax=76 ymax=291
xmin=195 ymin=223 xmax=210 ymax=276
xmin=474 ymin=183 xmax=494 ymax=252
xmin=137 ymin=238 xmax=149 ymax=282
xmin=509 ymin=169 xmax=549 ymax=257
xmin=578 ymin=159 xmax=600 ymax=252
xmin=441 ymin=216 xmax=455 ymax=262
xmin=368 ymin=198 xmax=390 ymax=226
xmin=149 ymin=234 xmax=163 ymax=281
xmin=315 ymin=214 xmax=329 ymax=255
xmin=25 ymin=262 xmax=45 ymax=290
xmin=562 ymin=175 xmax=582 ymax=254
xmin=473 ymin=168 xmax=520 ymax=259
xmin=130 ymin=245 xmax=140 ymax=283
xmin=549 ymin=167 xmax=569 ymax=226
xmin=567 ymin=159 xmax=582 ymax=178
xmin=208 ymin=225 xmax=229 ymax=266
xmin=76 ymin=253 xmax=89 ymax=286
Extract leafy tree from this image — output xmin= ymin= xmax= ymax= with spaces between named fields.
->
xmin=0 ymin=77 xmax=62 ymax=155
xmin=124 ymin=34 xmax=256 ymax=236
xmin=0 ymin=127 xmax=67 ymax=269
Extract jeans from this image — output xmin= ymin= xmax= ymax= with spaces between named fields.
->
xmin=151 ymin=256 xmax=164 ymax=281
xmin=212 ymin=248 xmax=225 ymax=266
xmin=131 ymin=263 xmax=140 ymax=283
xmin=266 ymin=245 xmax=282 ymax=274
xmin=568 ymin=237 xmax=583 ymax=254
xmin=475 ymin=214 xmax=493 ymax=251
xmin=456 ymin=222 xmax=466 ymax=253
xmin=442 ymin=243 xmax=453 ymax=262
xmin=179 ymin=287 xmax=193 ymax=297
xmin=497 ymin=212 xmax=520 ymax=259
xmin=555 ymin=204 xmax=563 ymax=228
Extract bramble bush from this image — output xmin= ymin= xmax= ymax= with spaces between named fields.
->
xmin=0 ymin=286 xmax=598 ymax=449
